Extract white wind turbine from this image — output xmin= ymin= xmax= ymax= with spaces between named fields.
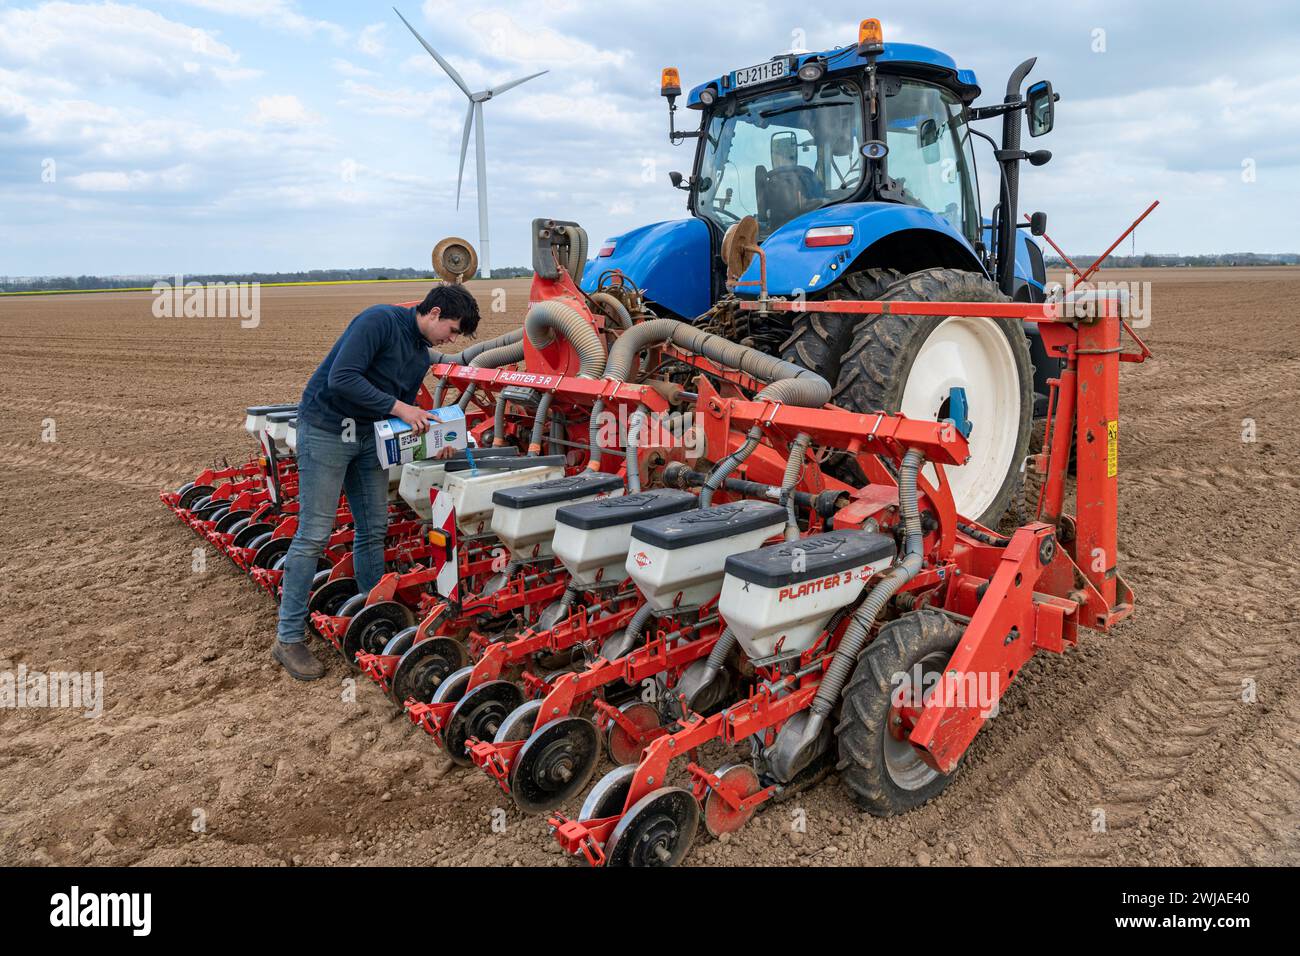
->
xmin=395 ymin=7 xmax=547 ymax=279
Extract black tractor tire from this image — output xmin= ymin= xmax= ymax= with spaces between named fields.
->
xmin=835 ymin=610 xmax=965 ymax=816
xmin=830 ymin=267 xmax=1033 ymax=527
xmin=779 ymin=268 xmax=904 ymax=388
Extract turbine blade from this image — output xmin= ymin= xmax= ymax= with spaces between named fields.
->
xmin=488 ymin=70 xmax=548 ymax=98
xmin=392 ymin=7 xmax=471 ymax=97
xmin=456 ymin=100 xmax=474 ymax=210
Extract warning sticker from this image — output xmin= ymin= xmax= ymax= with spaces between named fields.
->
xmin=1106 ymin=420 xmax=1119 ymax=477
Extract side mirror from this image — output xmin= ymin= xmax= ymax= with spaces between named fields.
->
xmin=1026 ymin=80 xmax=1055 ymax=137
xmin=1029 ymin=211 xmax=1047 ymax=236
xmin=669 ymin=171 xmax=690 ymax=191
xmin=919 ymin=118 xmax=940 ymax=164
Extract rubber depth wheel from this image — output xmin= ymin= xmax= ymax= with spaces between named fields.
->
xmin=509 ymin=716 xmax=600 ymax=814
xmin=177 ymin=484 xmax=215 ymax=511
xmin=232 ymin=522 xmax=275 ymax=549
xmin=835 ymin=609 xmax=965 ymax=815
xmin=605 ymin=787 xmax=699 ymax=868
xmin=443 ymin=680 xmax=525 ymax=765
xmin=215 ymin=509 xmax=253 ymax=534
xmin=252 ymin=536 xmax=292 ymax=570
xmin=391 ymin=637 xmax=468 ymax=705
xmin=815 ymin=267 xmax=1033 ymax=527
xmin=342 ymin=601 xmax=415 ymax=664
xmin=604 ymin=700 xmax=660 ymax=766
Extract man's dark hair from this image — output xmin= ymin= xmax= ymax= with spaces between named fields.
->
xmin=417 ymin=283 xmax=481 ymax=337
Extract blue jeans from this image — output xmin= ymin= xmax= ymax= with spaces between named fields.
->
xmin=276 ymin=421 xmax=390 ymax=644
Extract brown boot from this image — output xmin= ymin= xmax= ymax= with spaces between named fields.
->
xmin=273 ymin=640 xmax=326 ymax=681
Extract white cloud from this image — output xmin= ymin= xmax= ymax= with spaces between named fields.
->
xmin=0 ymin=1 xmax=243 ymax=95
xmin=337 ymin=79 xmax=452 ymax=120
xmin=170 ymin=0 xmax=347 ymax=43
xmin=68 ymin=164 xmax=195 ymax=192
xmin=358 ymin=23 xmax=388 ymax=57
xmin=331 ymin=58 xmax=378 ymax=79
xmin=251 ymin=93 xmax=321 ymax=129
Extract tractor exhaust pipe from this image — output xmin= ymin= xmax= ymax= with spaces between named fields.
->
xmin=996 ymin=57 xmax=1036 ymax=297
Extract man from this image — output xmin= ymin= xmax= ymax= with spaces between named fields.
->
xmin=273 ymin=284 xmax=481 ymax=680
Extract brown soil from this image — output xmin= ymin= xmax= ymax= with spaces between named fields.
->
xmin=0 ymin=270 xmax=1296 ymax=867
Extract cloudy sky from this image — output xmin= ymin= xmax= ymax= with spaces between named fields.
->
xmin=1 ymin=0 xmax=1297 ymax=276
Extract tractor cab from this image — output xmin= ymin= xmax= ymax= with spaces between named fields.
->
xmin=687 ymin=42 xmax=982 ymax=257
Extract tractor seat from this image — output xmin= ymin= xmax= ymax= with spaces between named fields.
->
xmin=763 ymin=166 xmax=824 ymax=227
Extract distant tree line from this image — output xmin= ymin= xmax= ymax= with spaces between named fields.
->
xmin=1045 ymin=252 xmax=1299 ymax=270
xmin=0 ymin=266 xmax=536 ymax=293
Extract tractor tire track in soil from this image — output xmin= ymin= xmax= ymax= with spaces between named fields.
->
xmin=0 ymin=271 xmax=1296 ymax=867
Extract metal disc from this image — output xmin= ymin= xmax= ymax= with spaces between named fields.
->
xmin=509 ymin=716 xmax=600 ymax=814
xmin=443 ymin=680 xmax=525 ymax=765
xmin=431 ymin=664 xmax=475 ymax=705
xmin=336 ymin=592 xmax=368 ymax=619
xmin=245 ymin=532 xmax=273 ymax=554
xmin=381 ymin=625 xmax=419 ymax=658
xmin=431 ymin=236 xmax=478 ymax=283
xmin=215 ymin=509 xmax=254 ymax=534
xmin=605 ymin=787 xmax=700 ymax=868
xmin=493 ymin=699 xmax=543 ymax=745
xmin=580 ymin=763 xmax=636 ymax=822
xmin=702 ymin=762 xmax=762 ymax=838
xmin=272 ymin=554 xmax=287 ymax=572
xmin=605 ymin=700 xmax=661 ymax=766
xmin=252 ymin=536 xmax=292 ymax=570
xmin=206 ymin=505 xmax=231 ymax=524
xmin=307 ymin=577 xmax=359 ymax=624
xmin=226 ymin=517 xmax=251 ymax=537
xmin=177 ymin=484 xmax=215 ymax=511
xmin=309 ymin=568 xmax=333 ymax=592
xmin=342 ymin=601 xmax=415 ymax=664
xmin=721 ymin=216 xmax=759 ymax=281
xmin=391 ymin=637 xmax=468 ymax=705
xmin=232 ymin=522 xmax=275 ymax=549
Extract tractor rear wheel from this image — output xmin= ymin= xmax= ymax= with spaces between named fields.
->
xmin=835 ymin=610 xmax=965 ymax=815
xmin=780 ymin=268 xmax=903 ymax=387
xmin=812 ymin=267 xmax=1033 ymax=527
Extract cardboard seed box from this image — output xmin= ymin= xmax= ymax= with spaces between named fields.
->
xmin=374 ymin=406 xmax=468 ymax=468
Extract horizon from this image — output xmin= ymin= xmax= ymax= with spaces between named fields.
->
xmin=2 ymin=1 xmax=1298 ymax=275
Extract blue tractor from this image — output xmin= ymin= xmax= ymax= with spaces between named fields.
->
xmin=581 ymin=19 xmax=1058 ymax=526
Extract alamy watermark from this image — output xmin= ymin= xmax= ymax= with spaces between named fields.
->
xmin=0 ymin=665 xmax=103 ymax=718
xmin=151 ymin=274 xmax=260 ymax=328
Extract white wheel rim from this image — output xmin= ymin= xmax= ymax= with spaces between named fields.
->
xmin=899 ymin=316 xmax=1021 ymax=521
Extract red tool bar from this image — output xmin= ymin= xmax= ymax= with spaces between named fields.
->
xmin=718 ymin=399 xmax=970 ymax=466
xmin=428 ymin=363 xmax=670 ymax=414
xmin=738 ymin=298 xmax=1068 ymax=322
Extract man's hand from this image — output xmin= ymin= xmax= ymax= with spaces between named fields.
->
xmin=391 ymin=400 xmax=437 ymax=436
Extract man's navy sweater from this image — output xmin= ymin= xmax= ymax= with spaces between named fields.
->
xmin=298 ymin=304 xmax=432 ymax=432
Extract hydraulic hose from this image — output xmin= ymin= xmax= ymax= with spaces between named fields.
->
xmin=603 ymin=318 xmax=830 ymax=504
xmin=589 ymin=291 xmax=633 ymax=331
xmin=528 ymin=391 xmax=554 ymax=455
xmin=492 ymin=392 xmax=509 ymax=446
xmin=780 ymin=432 xmax=812 ymax=541
xmin=601 ymin=602 xmax=656 ymax=662
xmin=807 ymin=449 xmax=927 ymax=721
xmin=700 ymin=425 xmax=762 ymax=507
xmin=625 ymin=404 xmax=649 ymax=493
xmin=604 ymin=318 xmax=830 ymax=408
xmin=524 ymin=300 xmax=607 ymax=380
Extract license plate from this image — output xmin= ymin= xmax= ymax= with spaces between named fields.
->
xmin=733 ymin=58 xmax=789 ymax=89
